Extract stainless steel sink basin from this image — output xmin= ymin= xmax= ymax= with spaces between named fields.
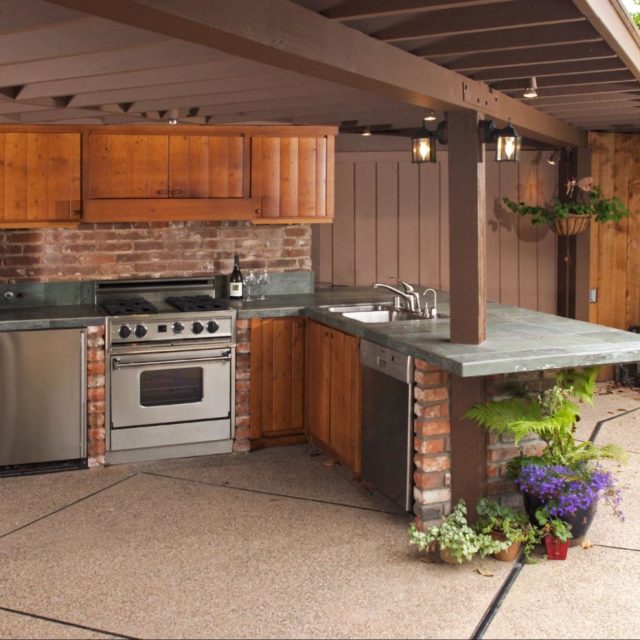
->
xmin=342 ymin=309 xmax=422 ymax=323
xmin=321 ymin=303 xmax=391 ymax=313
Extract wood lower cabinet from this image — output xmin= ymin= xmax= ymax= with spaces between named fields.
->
xmin=250 ymin=317 xmax=306 ymax=448
xmin=0 ymin=130 xmax=81 ymax=227
xmin=251 ymin=132 xmax=334 ymax=224
xmin=305 ymin=320 xmax=361 ymax=474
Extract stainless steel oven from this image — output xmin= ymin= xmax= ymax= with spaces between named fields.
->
xmin=97 ymin=278 xmax=237 ymax=464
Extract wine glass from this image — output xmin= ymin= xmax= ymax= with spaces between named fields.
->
xmin=244 ymin=270 xmax=256 ymax=301
xmin=256 ymin=269 xmax=270 ymax=300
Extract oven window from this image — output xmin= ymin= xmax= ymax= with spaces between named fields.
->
xmin=140 ymin=367 xmax=203 ymax=406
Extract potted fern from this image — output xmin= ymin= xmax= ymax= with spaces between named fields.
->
xmin=503 ymin=177 xmax=631 ymax=236
xmin=465 ymin=367 xmax=626 ymax=542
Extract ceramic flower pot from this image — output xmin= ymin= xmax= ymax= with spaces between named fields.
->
xmin=523 ymin=492 xmax=597 ymax=546
xmin=544 ymin=536 xmax=569 ymax=560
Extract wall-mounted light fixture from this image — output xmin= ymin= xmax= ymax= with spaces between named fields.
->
xmin=478 ymin=118 xmax=521 ymax=162
xmin=523 ymin=76 xmax=538 ymax=99
xmin=547 ymin=149 xmax=561 ymax=165
xmin=411 ymin=117 xmax=447 ymax=163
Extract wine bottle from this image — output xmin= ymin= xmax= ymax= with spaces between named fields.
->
xmin=229 ymin=254 xmax=243 ymax=299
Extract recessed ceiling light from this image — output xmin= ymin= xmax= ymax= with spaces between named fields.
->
xmin=424 ymin=110 xmax=437 ymax=122
xmin=523 ymin=77 xmax=538 ymax=99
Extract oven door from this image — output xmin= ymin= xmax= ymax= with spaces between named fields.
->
xmin=110 ymin=348 xmax=231 ymax=429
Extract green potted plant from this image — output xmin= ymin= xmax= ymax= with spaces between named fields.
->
xmin=474 ymin=498 xmax=539 ymax=562
xmin=465 ymin=367 xmax=626 ymax=542
xmin=503 ymin=176 xmax=631 ymax=236
xmin=535 ymin=507 xmax=573 ymax=560
xmin=408 ymin=499 xmax=502 ymax=564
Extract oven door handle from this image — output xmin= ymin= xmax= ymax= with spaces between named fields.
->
xmin=112 ymin=354 xmax=231 ymax=369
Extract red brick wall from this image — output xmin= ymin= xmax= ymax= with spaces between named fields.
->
xmin=234 ymin=319 xmax=251 ymax=453
xmin=412 ymin=359 xmax=451 ymax=525
xmin=484 ymin=370 xmax=556 ymax=507
xmin=86 ymin=325 xmax=106 ymax=465
xmin=0 ymin=221 xmax=311 ymax=282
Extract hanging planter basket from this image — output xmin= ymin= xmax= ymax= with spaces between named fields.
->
xmin=548 ymin=215 xmax=591 ymax=236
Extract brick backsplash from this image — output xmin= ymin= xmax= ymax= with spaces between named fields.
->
xmin=0 ymin=221 xmax=312 ymax=282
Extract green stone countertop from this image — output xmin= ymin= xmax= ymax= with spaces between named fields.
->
xmin=233 ymin=287 xmax=640 ymax=377
xmin=0 ymin=305 xmax=105 ymax=331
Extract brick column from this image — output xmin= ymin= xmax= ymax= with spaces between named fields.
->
xmin=484 ymin=370 xmax=555 ymax=507
xmin=234 ymin=319 xmax=251 ymax=452
xmin=412 ymin=359 xmax=451 ymax=526
xmin=86 ymin=325 xmax=106 ymax=465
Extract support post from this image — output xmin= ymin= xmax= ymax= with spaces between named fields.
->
xmin=447 ymin=110 xmax=487 ymax=344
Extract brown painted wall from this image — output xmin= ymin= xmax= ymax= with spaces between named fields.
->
xmin=313 ymin=150 xmax=558 ymax=313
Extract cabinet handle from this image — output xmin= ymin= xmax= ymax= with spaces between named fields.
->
xmin=156 ymin=189 xmax=167 ymax=195
xmin=170 ymin=188 xmax=183 ymax=195
xmin=255 ymin=208 xmax=262 ymax=215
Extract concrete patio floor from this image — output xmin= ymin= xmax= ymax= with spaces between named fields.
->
xmin=0 ymin=385 xmax=639 ymax=639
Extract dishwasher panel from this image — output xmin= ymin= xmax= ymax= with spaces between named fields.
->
xmin=0 ymin=329 xmax=87 ymax=469
xmin=360 ymin=340 xmax=414 ymax=511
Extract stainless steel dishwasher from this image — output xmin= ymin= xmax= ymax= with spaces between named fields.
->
xmin=360 ymin=340 xmax=414 ymax=511
xmin=0 ymin=328 xmax=87 ymax=473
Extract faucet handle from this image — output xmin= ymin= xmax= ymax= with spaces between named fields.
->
xmin=392 ymin=277 xmax=415 ymax=293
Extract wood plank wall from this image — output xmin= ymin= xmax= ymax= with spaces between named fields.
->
xmin=588 ymin=132 xmax=640 ymax=330
xmin=312 ymin=150 xmax=558 ymax=313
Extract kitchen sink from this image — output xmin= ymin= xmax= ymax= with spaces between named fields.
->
xmin=320 ymin=302 xmax=423 ymax=323
xmin=342 ymin=309 xmax=422 ymax=322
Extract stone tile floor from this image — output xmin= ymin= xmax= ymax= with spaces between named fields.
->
xmin=0 ymin=384 xmax=638 ymax=639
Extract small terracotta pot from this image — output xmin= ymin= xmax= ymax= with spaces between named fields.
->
xmin=491 ymin=532 xmax=522 ymax=562
xmin=544 ymin=536 xmax=569 ymax=560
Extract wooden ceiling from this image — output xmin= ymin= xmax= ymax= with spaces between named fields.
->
xmin=1 ymin=0 xmax=639 ymax=142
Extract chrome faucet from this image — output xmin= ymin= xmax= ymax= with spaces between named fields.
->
xmin=422 ymin=288 xmax=438 ymax=318
xmin=373 ymin=282 xmax=420 ymax=313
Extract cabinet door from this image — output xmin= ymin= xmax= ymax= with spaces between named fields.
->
xmin=169 ymin=135 xmax=246 ymax=198
xmin=87 ymin=133 xmax=168 ymax=198
xmin=0 ymin=132 xmax=81 ymax=224
xmin=251 ymin=135 xmax=334 ymax=223
xmin=304 ymin=320 xmax=332 ymax=444
xmin=250 ymin=317 xmax=305 ymax=445
xmin=329 ymin=329 xmax=362 ymax=474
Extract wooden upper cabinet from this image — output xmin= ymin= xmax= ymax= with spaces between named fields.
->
xmin=83 ymin=127 xmax=255 ymax=222
xmin=251 ymin=132 xmax=335 ymax=224
xmin=0 ymin=131 xmax=81 ymax=227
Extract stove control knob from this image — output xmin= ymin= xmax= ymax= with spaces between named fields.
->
xmin=172 ymin=321 xmax=184 ymax=334
xmin=134 ymin=324 xmax=147 ymax=339
xmin=192 ymin=321 xmax=204 ymax=335
xmin=118 ymin=325 xmax=132 ymax=339
xmin=206 ymin=320 xmax=219 ymax=334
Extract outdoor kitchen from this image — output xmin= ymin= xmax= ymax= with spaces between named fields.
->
xmin=1 ymin=0 xmax=640 ymax=638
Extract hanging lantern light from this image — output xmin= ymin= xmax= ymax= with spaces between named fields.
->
xmin=411 ymin=117 xmax=438 ymax=163
xmin=495 ymin=118 xmax=521 ymax=162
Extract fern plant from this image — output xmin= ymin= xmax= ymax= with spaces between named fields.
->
xmin=465 ymin=367 xmax=626 ymax=467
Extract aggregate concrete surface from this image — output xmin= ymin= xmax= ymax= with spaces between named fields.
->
xmin=0 ymin=385 xmax=638 ymax=639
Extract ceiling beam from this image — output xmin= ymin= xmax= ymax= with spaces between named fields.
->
xmin=44 ymin=0 xmax=585 ymax=146
xmin=573 ymin=0 xmax=640 ymax=85
xmin=473 ymin=59 xmax=625 ymax=82
xmin=447 ymin=42 xmax=615 ymax=71
xmin=323 ymin=0 xmax=511 ymax=21
xmin=532 ymin=92 xmax=640 ymax=107
xmin=492 ymin=70 xmax=634 ymax=91
xmin=373 ymin=0 xmax=583 ymax=42
xmin=411 ymin=22 xmax=601 ymax=57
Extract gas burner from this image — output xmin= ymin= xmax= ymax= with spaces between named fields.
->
xmin=101 ymin=297 xmax=159 ymax=316
xmin=166 ymin=295 xmax=229 ymax=312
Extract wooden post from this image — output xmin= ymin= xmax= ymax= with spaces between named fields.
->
xmin=447 ymin=110 xmax=486 ymax=344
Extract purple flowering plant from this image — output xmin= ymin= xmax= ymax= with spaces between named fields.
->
xmin=515 ymin=462 xmax=624 ymax=522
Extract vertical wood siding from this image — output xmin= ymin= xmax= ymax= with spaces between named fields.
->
xmin=313 ymin=150 xmax=557 ymax=313
xmin=589 ymin=132 xmax=640 ymax=330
